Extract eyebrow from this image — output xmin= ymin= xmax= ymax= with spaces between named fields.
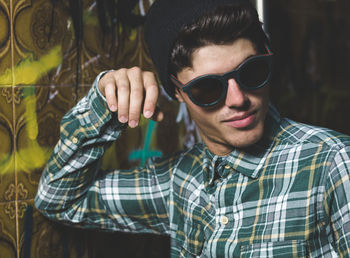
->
xmin=214 ymin=51 xmax=257 ymax=75
xmin=232 ymin=53 xmax=256 ymax=70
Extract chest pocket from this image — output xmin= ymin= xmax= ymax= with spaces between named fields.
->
xmin=240 ymin=240 xmax=308 ymax=258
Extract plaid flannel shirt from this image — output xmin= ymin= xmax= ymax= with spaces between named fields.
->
xmin=35 ymin=74 xmax=350 ymax=257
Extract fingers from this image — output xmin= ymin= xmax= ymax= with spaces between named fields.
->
xmin=127 ymin=67 xmax=144 ymax=127
xmin=143 ymin=71 xmax=159 ymax=119
xmin=115 ymin=70 xmax=131 ymax=124
xmin=143 ymin=72 xmax=164 ymax=122
xmin=104 ymin=83 xmax=118 ymax=112
xmin=99 ymin=72 xmax=118 ymax=112
xmin=98 ymin=68 xmax=163 ymax=128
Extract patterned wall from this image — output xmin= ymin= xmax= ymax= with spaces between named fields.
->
xmin=0 ymin=0 xmax=349 ymax=257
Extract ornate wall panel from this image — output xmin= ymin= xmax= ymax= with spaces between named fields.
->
xmin=80 ymin=0 xmax=156 ymax=85
xmin=0 ymin=86 xmax=15 ymax=203
xmin=0 ymin=203 xmax=17 ymax=258
xmin=14 ymin=85 xmax=77 ymax=201
xmin=81 ymin=0 xmax=119 ymax=85
xmin=0 ymin=0 xmax=12 ymax=85
xmin=13 ymin=0 xmax=76 ymax=86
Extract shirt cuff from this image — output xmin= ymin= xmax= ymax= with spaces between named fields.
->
xmin=95 ymin=70 xmax=114 ymax=102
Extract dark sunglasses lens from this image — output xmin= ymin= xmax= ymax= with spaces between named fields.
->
xmin=240 ymin=58 xmax=270 ymax=88
xmin=190 ymin=78 xmax=224 ymax=105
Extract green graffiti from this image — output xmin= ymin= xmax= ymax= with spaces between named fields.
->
xmin=129 ymin=120 xmax=162 ymax=166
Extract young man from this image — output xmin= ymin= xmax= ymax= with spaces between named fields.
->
xmin=35 ymin=0 xmax=350 ymax=257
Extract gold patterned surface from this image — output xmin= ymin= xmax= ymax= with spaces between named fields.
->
xmin=0 ymin=0 xmax=12 ymax=85
xmin=15 ymin=85 xmax=78 ymax=201
xmin=13 ymin=0 xmax=76 ymax=86
xmin=0 ymin=86 xmax=15 ymax=203
xmin=81 ymin=0 xmax=155 ymax=86
xmin=0 ymin=202 xmax=17 ymax=258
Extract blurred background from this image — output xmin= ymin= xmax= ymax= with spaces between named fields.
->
xmin=0 ymin=0 xmax=349 ymax=257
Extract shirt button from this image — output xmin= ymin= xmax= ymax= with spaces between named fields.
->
xmin=220 ymin=216 xmax=229 ymax=225
xmin=72 ymin=137 xmax=78 ymax=144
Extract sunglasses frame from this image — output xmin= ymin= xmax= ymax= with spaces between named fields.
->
xmin=170 ymin=45 xmax=273 ymax=107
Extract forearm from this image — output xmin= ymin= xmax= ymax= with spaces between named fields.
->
xmin=35 ymin=72 xmax=124 ymax=220
xmin=35 ymin=73 xmax=171 ymax=234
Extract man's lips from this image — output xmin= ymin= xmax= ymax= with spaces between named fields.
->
xmin=222 ymin=112 xmax=257 ymax=129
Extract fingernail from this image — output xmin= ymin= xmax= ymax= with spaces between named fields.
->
xmin=119 ymin=116 xmax=128 ymax=123
xmin=110 ymin=105 xmax=116 ymax=112
xmin=129 ymin=120 xmax=138 ymax=128
xmin=144 ymin=110 xmax=153 ymax=118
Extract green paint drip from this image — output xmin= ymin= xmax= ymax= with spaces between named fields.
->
xmin=129 ymin=120 xmax=162 ymax=166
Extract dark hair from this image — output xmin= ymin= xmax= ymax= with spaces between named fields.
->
xmin=169 ymin=2 xmax=269 ymax=76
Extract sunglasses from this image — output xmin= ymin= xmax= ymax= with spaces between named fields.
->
xmin=170 ymin=46 xmax=273 ymax=107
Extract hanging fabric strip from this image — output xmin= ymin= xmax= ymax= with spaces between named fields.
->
xmin=23 ymin=205 xmax=33 ymax=258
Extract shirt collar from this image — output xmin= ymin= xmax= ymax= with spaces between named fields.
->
xmin=203 ymin=105 xmax=281 ymax=184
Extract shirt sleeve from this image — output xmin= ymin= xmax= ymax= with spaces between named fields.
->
xmin=34 ymin=72 xmax=171 ymax=235
xmin=324 ymin=143 xmax=350 ymax=256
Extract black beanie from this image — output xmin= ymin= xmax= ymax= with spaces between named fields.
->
xmin=144 ymin=0 xmax=249 ymax=99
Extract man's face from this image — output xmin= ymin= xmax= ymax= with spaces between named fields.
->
xmin=175 ymin=39 xmax=270 ymax=156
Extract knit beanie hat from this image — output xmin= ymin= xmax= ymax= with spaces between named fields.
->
xmin=144 ymin=0 xmax=249 ymax=99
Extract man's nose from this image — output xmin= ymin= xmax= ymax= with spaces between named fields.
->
xmin=224 ymin=78 xmax=248 ymax=107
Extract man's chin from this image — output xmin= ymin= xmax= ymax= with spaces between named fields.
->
xmin=229 ymin=125 xmax=265 ymax=149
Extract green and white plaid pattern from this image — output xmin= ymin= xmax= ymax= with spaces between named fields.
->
xmin=35 ymin=75 xmax=350 ymax=257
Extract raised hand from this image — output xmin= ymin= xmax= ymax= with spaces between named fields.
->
xmin=98 ymin=67 xmax=164 ymax=128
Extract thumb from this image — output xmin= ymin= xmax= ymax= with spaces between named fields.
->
xmin=150 ymin=106 xmax=164 ymax=122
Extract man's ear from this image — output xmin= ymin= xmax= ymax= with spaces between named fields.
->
xmin=175 ymin=88 xmax=185 ymax=103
